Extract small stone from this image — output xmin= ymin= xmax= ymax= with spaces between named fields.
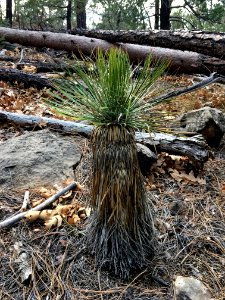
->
xmin=174 ymin=275 xmax=212 ymax=300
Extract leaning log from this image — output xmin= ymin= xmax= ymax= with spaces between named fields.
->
xmin=0 ymin=110 xmax=210 ymax=164
xmin=73 ymin=29 xmax=225 ymax=60
xmin=1 ymin=27 xmax=225 ymax=75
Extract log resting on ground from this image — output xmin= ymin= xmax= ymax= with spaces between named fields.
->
xmin=0 ymin=68 xmax=53 ymax=89
xmin=1 ymin=27 xmax=225 ymax=75
xmin=0 ymin=110 xmax=211 ymax=165
xmin=73 ymin=29 xmax=225 ymax=60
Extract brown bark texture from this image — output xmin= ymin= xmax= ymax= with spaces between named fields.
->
xmin=1 ymin=27 xmax=225 ymax=75
xmin=73 ymin=29 xmax=225 ymax=60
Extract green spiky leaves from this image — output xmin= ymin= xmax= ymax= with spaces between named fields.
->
xmin=47 ymin=48 xmax=169 ymax=129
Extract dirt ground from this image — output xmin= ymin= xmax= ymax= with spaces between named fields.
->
xmin=0 ymin=48 xmax=225 ymax=299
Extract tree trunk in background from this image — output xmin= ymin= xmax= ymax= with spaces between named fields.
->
xmin=154 ymin=0 xmax=160 ymax=29
xmin=160 ymin=0 xmax=171 ymax=29
xmin=73 ymin=29 xmax=225 ymax=60
xmin=76 ymin=0 xmax=87 ymax=29
xmin=1 ymin=27 xmax=225 ymax=75
xmin=6 ymin=0 xmax=12 ymax=27
xmin=67 ymin=0 xmax=72 ymax=31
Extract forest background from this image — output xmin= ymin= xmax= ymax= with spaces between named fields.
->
xmin=1 ymin=0 xmax=225 ymax=32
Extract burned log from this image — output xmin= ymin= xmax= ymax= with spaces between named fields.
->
xmin=0 ymin=110 xmax=211 ymax=164
xmin=1 ymin=27 xmax=225 ymax=75
xmin=73 ymin=29 xmax=225 ymax=60
xmin=0 ymin=68 xmax=53 ymax=89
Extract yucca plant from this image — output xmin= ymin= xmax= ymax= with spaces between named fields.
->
xmin=47 ymin=48 xmax=169 ymax=278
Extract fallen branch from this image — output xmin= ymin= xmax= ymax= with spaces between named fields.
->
xmin=151 ymin=72 xmax=225 ymax=105
xmin=0 ymin=182 xmax=79 ymax=229
xmin=0 ymin=110 xmax=210 ymax=164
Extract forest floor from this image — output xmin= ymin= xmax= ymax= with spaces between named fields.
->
xmin=0 ymin=46 xmax=225 ymax=299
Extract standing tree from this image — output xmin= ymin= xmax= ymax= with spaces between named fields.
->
xmin=6 ymin=0 xmax=12 ymax=27
xmin=76 ymin=0 xmax=87 ymax=28
xmin=160 ymin=0 xmax=171 ymax=29
xmin=67 ymin=0 xmax=72 ymax=30
xmin=47 ymin=48 xmax=168 ymax=278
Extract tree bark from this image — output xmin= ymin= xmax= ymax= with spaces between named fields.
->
xmin=6 ymin=0 xmax=12 ymax=27
xmin=0 ymin=110 xmax=211 ymax=164
xmin=76 ymin=0 xmax=87 ymax=29
xmin=0 ymin=68 xmax=53 ymax=89
xmin=73 ymin=29 xmax=225 ymax=60
xmin=67 ymin=0 xmax=72 ymax=31
xmin=160 ymin=0 xmax=171 ymax=29
xmin=1 ymin=28 xmax=225 ymax=75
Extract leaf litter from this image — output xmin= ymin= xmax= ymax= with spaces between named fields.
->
xmin=0 ymin=51 xmax=224 ymax=299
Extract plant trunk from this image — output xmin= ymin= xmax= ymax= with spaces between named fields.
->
xmin=86 ymin=125 xmax=156 ymax=278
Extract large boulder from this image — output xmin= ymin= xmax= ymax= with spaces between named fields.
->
xmin=0 ymin=129 xmax=82 ymax=190
xmin=179 ymin=106 xmax=225 ymax=147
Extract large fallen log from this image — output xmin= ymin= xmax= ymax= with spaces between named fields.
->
xmin=0 ymin=110 xmax=210 ymax=164
xmin=1 ymin=27 xmax=225 ymax=75
xmin=73 ymin=29 xmax=225 ymax=60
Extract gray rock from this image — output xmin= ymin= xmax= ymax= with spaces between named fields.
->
xmin=136 ymin=143 xmax=157 ymax=176
xmin=174 ymin=276 xmax=212 ymax=300
xmin=179 ymin=106 xmax=225 ymax=147
xmin=0 ymin=129 xmax=81 ymax=189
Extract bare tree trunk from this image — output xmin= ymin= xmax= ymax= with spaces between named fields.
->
xmin=154 ymin=0 xmax=160 ymax=29
xmin=160 ymin=0 xmax=171 ymax=29
xmin=67 ymin=0 xmax=72 ymax=31
xmin=76 ymin=0 xmax=87 ymax=29
xmin=1 ymin=27 xmax=225 ymax=75
xmin=73 ymin=29 xmax=225 ymax=60
xmin=6 ymin=0 xmax=12 ymax=27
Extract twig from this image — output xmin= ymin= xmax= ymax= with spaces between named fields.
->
xmin=21 ymin=190 xmax=30 ymax=211
xmin=150 ymin=72 xmax=225 ymax=106
xmin=0 ymin=182 xmax=80 ymax=229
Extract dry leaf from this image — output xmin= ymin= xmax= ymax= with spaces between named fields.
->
xmin=55 ymin=204 xmax=77 ymax=217
xmin=39 ymin=187 xmax=56 ymax=198
xmin=25 ymin=211 xmax=40 ymax=221
xmin=67 ymin=215 xmax=80 ymax=225
xmin=31 ymin=198 xmax=45 ymax=207
xmin=44 ymin=215 xmax=63 ymax=229
xmin=38 ymin=209 xmax=56 ymax=220
xmin=170 ymin=169 xmax=206 ymax=185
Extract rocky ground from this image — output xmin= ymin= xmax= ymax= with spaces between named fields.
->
xmin=0 ymin=46 xmax=224 ymax=299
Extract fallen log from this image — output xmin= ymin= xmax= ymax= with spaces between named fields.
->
xmin=0 ymin=110 xmax=210 ymax=164
xmin=73 ymin=29 xmax=225 ymax=60
xmin=1 ymin=27 xmax=225 ymax=75
xmin=0 ymin=68 xmax=53 ymax=89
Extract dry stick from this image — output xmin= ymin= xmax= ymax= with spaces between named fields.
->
xmin=0 ymin=182 xmax=78 ymax=229
xmin=150 ymin=72 xmax=225 ymax=106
